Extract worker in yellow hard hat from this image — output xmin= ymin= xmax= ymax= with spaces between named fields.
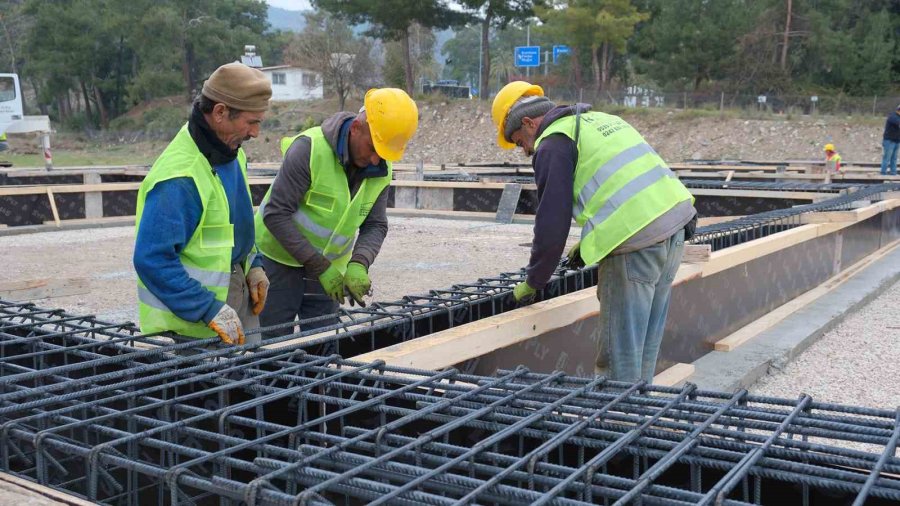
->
xmin=492 ymin=81 xmax=697 ymax=383
xmin=254 ymin=88 xmax=418 ymax=346
xmin=823 ymin=143 xmax=842 ymax=172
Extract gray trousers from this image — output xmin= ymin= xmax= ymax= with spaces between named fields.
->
xmin=258 ymin=255 xmax=339 ymax=355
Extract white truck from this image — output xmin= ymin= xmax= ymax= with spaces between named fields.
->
xmin=0 ymin=73 xmax=53 ymax=168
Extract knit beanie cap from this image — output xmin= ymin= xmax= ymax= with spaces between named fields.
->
xmin=504 ymin=95 xmax=555 ymax=142
xmin=201 ymin=63 xmax=272 ymax=112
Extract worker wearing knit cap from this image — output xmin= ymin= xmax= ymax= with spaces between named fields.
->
xmin=492 ymin=81 xmax=697 ymax=383
xmin=134 ymin=62 xmax=273 ymax=349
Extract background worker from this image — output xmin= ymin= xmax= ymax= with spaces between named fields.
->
xmin=134 ymin=63 xmax=271 ymax=348
xmin=492 ymin=81 xmax=696 ymax=383
xmin=0 ymin=132 xmax=7 ymax=153
xmin=254 ymin=88 xmax=418 ymax=343
xmin=882 ymin=104 xmax=900 ymax=176
xmin=824 ymin=143 xmax=842 ymax=172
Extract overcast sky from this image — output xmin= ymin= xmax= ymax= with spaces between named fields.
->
xmin=265 ymin=0 xmax=312 ymax=10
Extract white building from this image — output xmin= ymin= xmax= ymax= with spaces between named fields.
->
xmin=259 ymin=65 xmax=324 ymax=102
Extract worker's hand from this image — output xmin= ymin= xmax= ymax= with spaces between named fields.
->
xmin=208 ymin=304 xmax=245 ymax=345
xmin=564 ymin=240 xmax=584 ymax=269
xmin=318 ymin=263 xmax=345 ymax=304
xmin=246 ymin=266 xmax=269 ymax=315
xmin=343 ymin=262 xmax=371 ymax=307
xmin=513 ymin=281 xmax=537 ymax=305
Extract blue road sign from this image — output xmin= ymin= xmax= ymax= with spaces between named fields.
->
xmin=514 ymin=46 xmax=541 ymax=68
xmin=552 ymin=45 xmax=570 ymax=64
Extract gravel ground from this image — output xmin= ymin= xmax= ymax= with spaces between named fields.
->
xmin=751 ymin=278 xmax=900 ymax=410
xmin=2 ymin=218 xmax=579 ymax=324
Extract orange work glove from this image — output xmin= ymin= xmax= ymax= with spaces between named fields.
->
xmin=208 ymin=304 xmax=245 ymax=345
xmin=246 ymin=266 xmax=269 ymax=315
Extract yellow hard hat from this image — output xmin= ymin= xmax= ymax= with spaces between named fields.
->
xmin=824 ymin=143 xmax=835 ymax=152
xmin=491 ymin=81 xmax=544 ymax=149
xmin=363 ymin=88 xmax=418 ymax=162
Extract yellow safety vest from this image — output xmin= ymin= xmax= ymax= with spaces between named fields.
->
xmin=535 ymin=111 xmax=694 ymax=264
xmin=135 ymin=124 xmax=254 ymax=338
xmin=254 ymin=126 xmax=392 ymax=273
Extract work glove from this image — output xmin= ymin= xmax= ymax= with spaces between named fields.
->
xmin=208 ymin=304 xmax=245 ymax=345
xmin=246 ymin=266 xmax=269 ymax=315
xmin=512 ymin=281 xmax=537 ymax=305
xmin=318 ymin=263 xmax=345 ymax=304
xmin=343 ymin=262 xmax=371 ymax=307
xmin=563 ymin=240 xmax=585 ymax=270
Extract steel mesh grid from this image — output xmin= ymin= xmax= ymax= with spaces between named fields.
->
xmin=1 ymin=302 xmax=900 ymax=505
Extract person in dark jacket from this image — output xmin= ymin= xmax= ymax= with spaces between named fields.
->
xmin=254 ymin=89 xmax=418 ymax=343
xmin=881 ymin=104 xmax=900 ymax=176
xmin=491 ymin=81 xmax=697 ymax=383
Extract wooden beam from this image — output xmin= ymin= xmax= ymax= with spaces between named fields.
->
xmin=0 ymin=471 xmax=97 ymax=506
xmin=682 ymin=244 xmax=711 ymax=264
xmin=0 ymin=278 xmax=90 ymax=301
xmin=653 ymin=363 xmax=695 ymax=386
xmin=800 ymin=199 xmax=900 ymax=224
xmin=46 ymin=188 xmax=60 ymax=227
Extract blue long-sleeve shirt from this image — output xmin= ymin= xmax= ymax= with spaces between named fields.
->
xmin=134 ymin=158 xmax=261 ymax=324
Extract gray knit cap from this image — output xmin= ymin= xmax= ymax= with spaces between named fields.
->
xmin=504 ymin=95 xmax=555 ymax=142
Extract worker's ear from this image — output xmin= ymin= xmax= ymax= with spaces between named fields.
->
xmin=212 ymin=103 xmax=229 ymax=123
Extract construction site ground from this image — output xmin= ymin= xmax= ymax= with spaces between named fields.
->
xmin=2 ymin=218 xmax=579 ymax=324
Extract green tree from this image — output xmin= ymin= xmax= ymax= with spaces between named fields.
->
xmin=459 ymin=0 xmax=537 ymax=99
xmin=313 ymin=0 xmax=471 ymax=94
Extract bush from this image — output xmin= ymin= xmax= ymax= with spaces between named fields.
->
xmin=142 ymin=106 xmax=187 ymax=135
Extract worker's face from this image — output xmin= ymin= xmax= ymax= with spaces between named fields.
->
xmin=510 ymin=116 xmax=541 ymax=157
xmin=210 ymin=103 xmax=265 ymax=150
xmin=349 ymin=118 xmax=382 ymax=169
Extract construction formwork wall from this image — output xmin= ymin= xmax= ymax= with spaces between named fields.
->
xmin=464 ymin=206 xmax=900 ymax=379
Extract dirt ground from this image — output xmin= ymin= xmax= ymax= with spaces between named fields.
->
xmin=3 ymin=99 xmax=888 ymax=168
xmin=1 ymin=217 xmax=579 ymax=324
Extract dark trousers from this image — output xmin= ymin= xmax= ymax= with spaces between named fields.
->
xmin=258 ymin=255 xmax=339 ymax=355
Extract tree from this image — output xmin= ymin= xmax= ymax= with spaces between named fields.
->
xmin=286 ymin=11 xmax=375 ymax=110
xmin=459 ymin=0 xmax=536 ymax=99
xmin=383 ymin=24 xmax=439 ymax=90
xmin=313 ymin=0 xmax=471 ymax=94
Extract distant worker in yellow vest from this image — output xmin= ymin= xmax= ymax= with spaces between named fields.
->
xmin=0 ymin=132 xmax=7 ymax=153
xmin=824 ymin=143 xmax=842 ymax=172
xmin=134 ymin=63 xmax=272 ymax=348
xmin=254 ymin=88 xmax=418 ymax=344
xmin=492 ymin=81 xmax=697 ymax=383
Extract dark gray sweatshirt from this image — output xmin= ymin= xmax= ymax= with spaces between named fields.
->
xmin=262 ymin=112 xmax=389 ymax=276
xmin=525 ymin=104 xmax=696 ymax=289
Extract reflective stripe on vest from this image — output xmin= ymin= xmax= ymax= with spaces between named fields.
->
xmin=135 ymin=124 xmax=252 ymax=338
xmin=534 ymin=111 xmax=694 ymax=264
xmin=254 ymin=126 xmax=391 ymax=272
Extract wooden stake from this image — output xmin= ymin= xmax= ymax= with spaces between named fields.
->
xmin=46 ymin=188 xmax=60 ymax=227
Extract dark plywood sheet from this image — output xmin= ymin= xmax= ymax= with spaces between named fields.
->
xmin=694 ymin=196 xmax=808 ymax=217
xmin=840 ymin=215 xmax=883 ymax=268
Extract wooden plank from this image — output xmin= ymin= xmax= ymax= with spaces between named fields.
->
xmin=687 ymin=188 xmax=822 ymax=200
xmin=349 ymin=262 xmax=703 ymax=370
xmin=390 ymin=180 xmax=538 ymax=191
xmin=0 ymin=278 xmax=90 ymax=301
xmin=495 ymin=183 xmax=522 ymax=223
xmin=682 ymin=244 xmax=711 ymax=263
xmin=714 ymin=237 xmax=900 ymax=352
xmin=0 ymin=471 xmax=97 ymax=506
xmin=801 ymin=200 xmax=900 ymax=224
xmin=653 ymin=363 xmax=695 ymax=386
xmin=724 ymin=170 xmax=735 ymax=182
xmin=46 ymin=188 xmax=60 ymax=227
xmin=0 ymin=182 xmax=142 ymax=196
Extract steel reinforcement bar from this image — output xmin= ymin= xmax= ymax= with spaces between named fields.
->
xmin=0 ymin=301 xmax=899 ymax=505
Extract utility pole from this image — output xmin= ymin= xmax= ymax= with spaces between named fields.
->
xmin=526 ymin=23 xmax=530 ymax=78
xmin=478 ymin=28 xmax=483 ymax=98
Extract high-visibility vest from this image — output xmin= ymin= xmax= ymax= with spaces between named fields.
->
xmin=535 ymin=111 xmax=694 ymax=264
xmin=254 ymin=126 xmax=392 ymax=273
xmin=135 ymin=124 xmax=255 ymax=338
xmin=826 ymin=152 xmax=842 ymax=172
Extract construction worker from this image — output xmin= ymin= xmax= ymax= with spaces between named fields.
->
xmin=134 ymin=63 xmax=272 ymax=348
xmin=492 ymin=81 xmax=697 ymax=383
xmin=824 ymin=143 xmax=842 ymax=172
xmin=254 ymin=88 xmax=418 ymax=343
xmin=882 ymin=104 xmax=900 ymax=176
xmin=0 ymin=132 xmax=7 ymax=153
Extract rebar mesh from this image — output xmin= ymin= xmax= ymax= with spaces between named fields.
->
xmin=0 ymin=301 xmax=899 ymax=505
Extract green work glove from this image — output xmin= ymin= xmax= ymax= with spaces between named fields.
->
xmin=343 ymin=262 xmax=371 ymax=307
xmin=565 ymin=240 xmax=585 ymax=269
xmin=318 ymin=263 xmax=345 ymax=304
xmin=513 ymin=281 xmax=537 ymax=305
